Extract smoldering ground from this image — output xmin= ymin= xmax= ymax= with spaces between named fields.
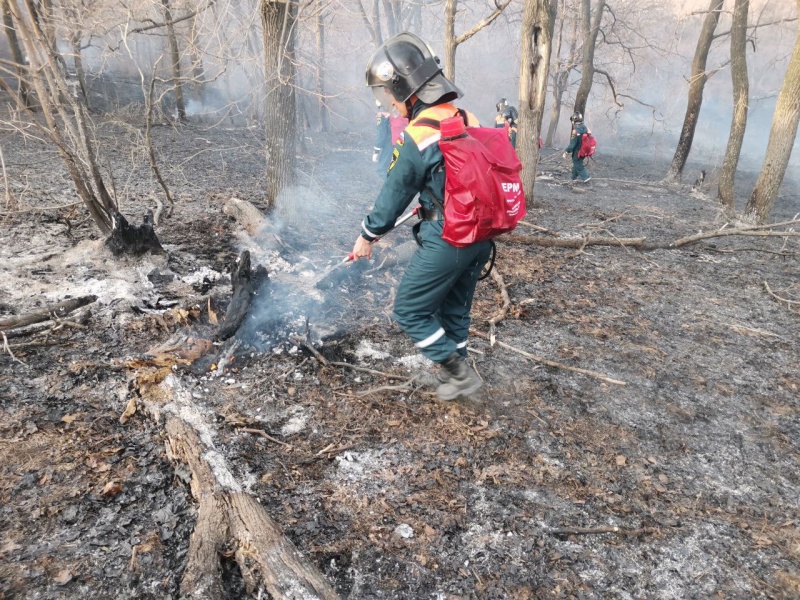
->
xmin=1 ymin=118 xmax=798 ymax=599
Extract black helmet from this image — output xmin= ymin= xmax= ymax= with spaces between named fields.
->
xmin=570 ymin=111 xmax=584 ymax=124
xmin=496 ymin=98 xmax=508 ymax=112
xmin=366 ymin=32 xmax=462 ymax=105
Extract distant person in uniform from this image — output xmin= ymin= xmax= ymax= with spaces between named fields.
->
xmin=494 ymin=97 xmax=518 ymax=148
xmin=372 ymin=100 xmax=408 ymax=177
xmin=562 ymin=111 xmax=591 ymax=183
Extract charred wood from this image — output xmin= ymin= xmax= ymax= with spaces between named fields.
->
xmin=105 ymin=210 xmax=165 ymax=256
xmin=215 ymin=251 xmax=268 ymax=342
xmin=138 ymin=375 xmax=339 ymax=600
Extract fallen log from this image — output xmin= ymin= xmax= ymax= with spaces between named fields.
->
xmin=0 ymin=295 xmax=97 ymax=332
xmin=138 ymin=374 xmax=339 ymax=600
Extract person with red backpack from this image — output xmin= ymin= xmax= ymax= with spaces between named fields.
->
xmin=562 ymin=111 xmax=592 ymax=183
xmin=350 ymin=32 xmax=498 ymax=401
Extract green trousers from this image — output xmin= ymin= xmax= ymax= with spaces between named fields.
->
xmin=571 ymin=156 xmax=590 ymax=181
xmin=393 ymin=220 xmax=492 ymax=364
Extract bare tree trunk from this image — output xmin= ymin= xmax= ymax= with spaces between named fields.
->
xmin=161 ymin=0 xmax=186 ymax=121
xmin=743 ymin=0 xmax=800 ymax=224
xmin=545 ymin=1 xmax=578 ymax=147
xmin=316 ymin=1 xmax=328 ymax=132
xmin=444 ymin=0 xmax=457 ymax=80
xmin=1 ymin=0 xmax=35 ymax=109
xmin=443 ymin=0 xmax=510 ymax=82
xmin=382 ymin=0 xmax=399 ymax=37
xmin=262 ymin=0 xmax=297 ymax=209
xmin=70 ymin=29 xmax=89 ymax=109
xmin=9 ymin=0 xmax=115 ymax=233
xmin=717 ymin=0 xmax=749 ymax=214
xmin=518 ymin=0 xmax=558 ymax=204
xmin=573 ymin=0 xmax=605 ymax=115
xmin=356 ymin=0 xmax=382 ymax=48
xmin=664 ymin=0 xmax=724 ymax=183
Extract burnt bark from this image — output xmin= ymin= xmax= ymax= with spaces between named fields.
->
xmin=316 ymin=1 xmax=329 ymax=132
xmin=518 ymin=0 xmax=558 ymax=203
xmin=717 ymin=0 xmax=750 ymax=214
xmin=261 ymin=0 xmax=297 ymax=209
xmin=215 ymin=251 xmax=268 ymax=342
xmin=664 ymin=0 xmax=724 ymax=183
xmin=105 ymin=210 xmax=165 ymax=256
xmin=140 ymin=376 xmax=340 ymax=599
xmin=743 ymin=0 xmax=800 ymax=224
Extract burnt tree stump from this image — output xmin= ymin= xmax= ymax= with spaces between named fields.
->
xmin=215 ymin=251 xmax=268 ymax=342
xmin=105 ymin=209 xmax=164 ymax=256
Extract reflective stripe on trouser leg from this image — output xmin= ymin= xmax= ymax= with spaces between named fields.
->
xmin=393 ymin=221 xmax=492 ymax=364
xmin=572 ymin=157 xmax=589 ymax=181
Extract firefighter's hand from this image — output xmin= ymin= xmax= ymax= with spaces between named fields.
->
xmin=351 ymin=235 xmax=374 ymax=261
xmin=562 ymin=152 xmax=569 ymax=160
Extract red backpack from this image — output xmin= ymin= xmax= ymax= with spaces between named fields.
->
xmin=418 ymin=111 xmax=526 ymax=247
xmin=578 ymin=132 xmax=597 ymax=158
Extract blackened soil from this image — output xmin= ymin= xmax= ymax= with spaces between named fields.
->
xmin=1 ymin=119 xmax=798 ymax=599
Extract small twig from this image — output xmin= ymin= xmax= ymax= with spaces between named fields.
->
xmin=487 ymin=269 xmax=511 ymax=339
xmin=549 ymin=526 xmax=659 ymax=536
xmin=356 ymin=380 xmax=416 ymax=396
xmin=1 ymin=331 xmax=26 ymax=365
xmin=517 ymin=220 xmax=555 ymax=234
xmin=239 ymin=427 xmax=291 ymax=447
xmin=290 ymin=336 xmax=329 ymax=366
xmin=470 ymin=330 xmax=626 ymax=386
xmin=764 ymin=281 xmax=800 ymax=307
xmin=328 ymin=361 xmax=391 ymax=377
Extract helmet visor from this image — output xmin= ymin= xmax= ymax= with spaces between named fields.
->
xmin=371 ymin=86 xmax=396 ymax=110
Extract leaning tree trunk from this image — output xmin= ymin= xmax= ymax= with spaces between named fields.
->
xmin=743 ymin=1 xmax=800 ymax=224
xmin=7 ymin=0 xmax=115 ymax=233
xmin=1 ymin=0 xmax=35 ymax=109
xmin=70 ymin=29 xmax=89 ymax=109
xmin=262 ymin=0 xmax=297 ymax=209
xmin=161 ymin=0 xmax=186 ymax=121
xmin=664 ymin=0 xmax=724 ymax=183
xmin=573 ymin=0 xmax=605 ymax=115
xmin=717 ymin=0 xmax=750 ymax=214
xmin=518 ymin=0 xmax=558 ymax=203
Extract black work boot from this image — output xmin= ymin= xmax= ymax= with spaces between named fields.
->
xmin=436 ymin=352 xmax=483 ymax=400
xmin=415 ymin=369 xmax=448 ymax=389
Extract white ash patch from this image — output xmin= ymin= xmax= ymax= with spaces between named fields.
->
xmin=333 ymin=449 xmax=389 ymax=483
xmin=394 ymin=353 xmax=433 ymax=371
xmin=281 ymin=409 xmax=308 ymax=436
xmin=355 ymin=340 xmax=391 ymax=361
xmin=179 ymin=266 xmax=223 ymax=286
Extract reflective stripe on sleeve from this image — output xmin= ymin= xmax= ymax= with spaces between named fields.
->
xmin=415 ymin=327 xmax=445 ymax=349
xmin=361 ymin=220 xmax=379 ymax=240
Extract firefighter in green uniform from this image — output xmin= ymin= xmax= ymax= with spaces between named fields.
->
xmin=494 ymin=98 xmax=518 ymax=149
xmin=563 ymin=111 xmax=591 ymax=183
xmin=350 ymin=32 xmax=490 ymax=401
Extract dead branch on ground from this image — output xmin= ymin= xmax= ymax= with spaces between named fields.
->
xmin=135 ymin=374 xmax=339 ymax=600
xmin=0 ymin=295 xmax=97 ymax=333
xmin=763 ymin=281 xmax=800 ymax=309
xmin=508 ymin=218 xmax=800 ymax=252
xmin=549 ymin=525 xmax=660 ymax=537
xmin=487 ymin=269 xmax=511 ymax=341
xmin=470 ymin=330 xmax=626 ymax=386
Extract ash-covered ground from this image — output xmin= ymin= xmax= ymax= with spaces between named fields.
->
xmin=0 ymin=119 xmax=798 ymax=599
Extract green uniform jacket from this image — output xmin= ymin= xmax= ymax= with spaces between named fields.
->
xmin=359 ymin=101 xmax=492 ymax=364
